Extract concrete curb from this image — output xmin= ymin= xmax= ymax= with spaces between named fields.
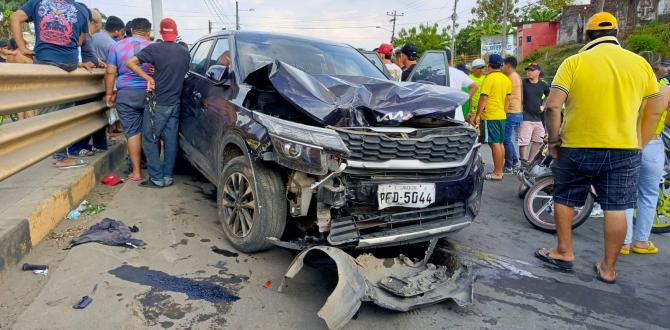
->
xmin=0 ymin=141 xmax=127 ymax=273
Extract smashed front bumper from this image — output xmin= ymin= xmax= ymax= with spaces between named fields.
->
xmin=278 ymin=246 xmax=474 ymax=329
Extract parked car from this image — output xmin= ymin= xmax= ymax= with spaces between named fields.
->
xmin=180 ymin=31 xmax=483 ymax=253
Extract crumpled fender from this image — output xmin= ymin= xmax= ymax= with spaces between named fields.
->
xmin=278 ymin=246 xmax=474 ymax=329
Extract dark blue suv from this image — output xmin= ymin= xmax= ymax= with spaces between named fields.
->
xmin=179 ymin=31 xmax=484 ymax=253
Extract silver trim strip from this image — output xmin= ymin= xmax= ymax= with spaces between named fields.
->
xmin=346 ymin=143 xmax=480 ymax=170
xmin=357 ymin=221 xmax=471 ymax=248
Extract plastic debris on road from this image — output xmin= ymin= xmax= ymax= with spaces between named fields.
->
xmin=22 ymin=263 xmax=49 ymax=275
xmin=263 ymin=279 xmax=272 ymax=288
xmin=67 ymin=210 xmax=81 ymax=220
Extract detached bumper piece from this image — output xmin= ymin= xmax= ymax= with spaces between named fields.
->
xmin=278 ymin=246 xmax=474 ymax=330
xmin=328 ymin=203 xmax=471 ymax=247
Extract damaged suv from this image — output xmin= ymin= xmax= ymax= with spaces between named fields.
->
xmin=181 ymin=31 xmax=483 ymax=252
xmin=180 ymin=31 xmax=483 ymax=327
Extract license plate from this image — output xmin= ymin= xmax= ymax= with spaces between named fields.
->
xmin=377 ymin=183 xmax=436 ymax=210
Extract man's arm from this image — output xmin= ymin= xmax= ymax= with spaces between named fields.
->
xmin=504 ymin=94 xmax=511 ymax=113
xmin=10 ymin=10 xmax=32 ymax=55
xmin=104 ymin=64 xmax=118 ymax=105
xmin=639 ymin=95 xmax=665 ymax=147
xmin=466 ymin=83 xmax=478 ymax=99
xmin=126 ymin=56 xmax=155 ymax=91
xmin=475 ymin=94 xmax=488 ymax=126
xmin=544 ymin=88 xmax=568 ymax=158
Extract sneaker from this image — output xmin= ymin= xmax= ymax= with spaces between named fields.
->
xmin=503 ymin=167 xmax=515 ymax=174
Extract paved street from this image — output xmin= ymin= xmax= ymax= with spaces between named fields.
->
xmin=1 ymin=147 xmax=669 ymax=330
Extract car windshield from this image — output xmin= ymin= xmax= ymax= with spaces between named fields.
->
xmin=235 ymin=33 xmax=387 ymax=80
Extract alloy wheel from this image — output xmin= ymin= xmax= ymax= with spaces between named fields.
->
xmin=222 ymin=172 xmax=256 ymax=238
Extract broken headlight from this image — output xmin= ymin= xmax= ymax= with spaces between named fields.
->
xmin=256 ymin=113 xmax=349 ymax=175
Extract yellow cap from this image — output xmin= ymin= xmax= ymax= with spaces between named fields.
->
xmin=587 ymin=12 xmax=618 ymax=31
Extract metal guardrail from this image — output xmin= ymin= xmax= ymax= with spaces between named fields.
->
xmin=0 ymin=63 xmax=108 ymax=181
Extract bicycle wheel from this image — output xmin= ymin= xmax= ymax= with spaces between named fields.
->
xmin=652 ymin=178 xmax=670 ymax=234
xmin=523 ymin=176 xmax=593 ymax=233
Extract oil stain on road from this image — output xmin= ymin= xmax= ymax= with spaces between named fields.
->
xmin=109 ymin=265 xmax=248 ymax=327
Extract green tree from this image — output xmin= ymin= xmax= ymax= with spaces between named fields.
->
xmin=454 ymin=0 xmax=519 ymax=55
xmin=393 ymin=23 xmax=451 ymax=56
xmin=521 ymin=0 xmax=574 ymax=22
xmin=0 ymin=1 xmax=22 ymax=39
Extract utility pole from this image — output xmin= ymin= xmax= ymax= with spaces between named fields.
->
xmin=596 ymin=0 xmax=605 ymax=12
xmin=450 ymin=0 xmax=458 ymax=60
xmin=501 ymin=0 xmax=508 ymax=55
xmin=236 ymin=0 xmax=240 ymax=30
xmin=209 ymin=20 xmax=212 ymax=34
xmin=386 ymin=10 xmax=404 ymax=43
xmin=150 ymin=0 xmax=163 ymax=40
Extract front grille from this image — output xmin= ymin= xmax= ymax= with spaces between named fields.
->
xmin=345 ymin=167 xmax=466 ymax=181
xmin=337 ymin=127 xmax=476 ymax=163
xmin=328 ymin=203 xmax=467 ymax=245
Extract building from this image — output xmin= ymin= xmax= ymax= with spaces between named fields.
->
xmin=516 ymin=21 xmax=560 ymax=59
xmin=559 ymin=0 xmax=670 ymax=44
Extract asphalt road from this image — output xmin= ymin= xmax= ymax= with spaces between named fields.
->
xmin=1 ymin=147 xmax=669 ymax=330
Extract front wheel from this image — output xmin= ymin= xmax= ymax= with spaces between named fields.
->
xmin=652 ymin=178 xmax=670 ymax=234
xmin=217 ymin=156 xmax=287 ymax=253
xmin=523 ymin=176 xmax=593 ymax=233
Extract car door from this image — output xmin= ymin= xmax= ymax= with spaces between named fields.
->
xmin=198 ymin=38 xmax=235 ymax=168
xmin=361 ymin=50 xmax=392 ymax=79
xmin=407 ymin=50 xmax=450 ymax=87
xmin=182 ymin=38 xmax=215 ymax=154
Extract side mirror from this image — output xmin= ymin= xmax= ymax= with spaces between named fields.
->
xmin=206 ymin=65 xmax=229 ymax=84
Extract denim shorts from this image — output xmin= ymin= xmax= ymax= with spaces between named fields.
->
xmin=551 ymin=147 xmax=641 ymax=211
xmin=115 ymin=89 xmax=147 ymax=138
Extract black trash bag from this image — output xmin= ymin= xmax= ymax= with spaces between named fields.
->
xmin=67 ymin=218 xmax=145 ymax=249
xmin=246 ymin=60 xmax=468 ymax=127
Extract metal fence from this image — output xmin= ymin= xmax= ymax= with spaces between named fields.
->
xmin=0 ymin=63 xmax=107 ymax=181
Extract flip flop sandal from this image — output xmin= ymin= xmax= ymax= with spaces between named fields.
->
xmin=632 ymin=241 xmax=659 ymax=254
xmin=77 ymin=149 xmax=96 ymax=157
xmin=594 ymin=263 xmax=616 ymax=284
xmin=140 ymin=180 xmax=164 ymax=189
xmin=485 ymin=173 xmax=504 ymax=181
xmin=619 ymin=247 xmax=630 ymax=255
xmin=535 ymin=248 xmax=574 ymax=271
xmin=55 ymin=159 xmax=88 ymax=169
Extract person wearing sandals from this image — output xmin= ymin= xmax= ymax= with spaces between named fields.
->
xmin=535 ymin=12 xmax=664 ymax=284
xmin=106 ymin=18 xmax=154 ymax=182
xmin=474 ymin=53 xmax=511 ymax=181
xmin=620 ymin=51 xmax=670 ymax=256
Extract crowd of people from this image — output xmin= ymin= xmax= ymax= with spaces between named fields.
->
xmin=2 ymin=0 xmax=189 ymax=188
xmin=2 ymin=2 xmax=670 ymax=283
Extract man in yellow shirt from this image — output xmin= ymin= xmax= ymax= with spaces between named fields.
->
xmin=475 ymin=54 xmax=512 ymax=180
xmin=535 ymin=12 xmax=665 ymax=284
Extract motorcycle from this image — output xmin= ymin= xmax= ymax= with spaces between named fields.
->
xmin=516 ymin=143 xmax=594 ymax=233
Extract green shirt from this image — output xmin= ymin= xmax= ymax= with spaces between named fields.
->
xmin=468 ymin=73 xmax=486 ymax=115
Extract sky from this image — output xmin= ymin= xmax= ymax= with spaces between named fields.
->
xmin=83 ymin=0 xmax=542 ymax=49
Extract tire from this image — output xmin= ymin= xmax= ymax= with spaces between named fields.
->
xmin=523 ymin=176 xmax=592 ymax=233
xmin=652 ymin=179 xmax=670 ymax=234
xmin=217 ymin=156 xmax=287 ymax=253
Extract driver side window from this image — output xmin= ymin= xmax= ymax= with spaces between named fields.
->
xmin=209 ymin=38 xmax=231 ymax=68
xmin=190 ymin=39 xmax=214 ymax=76
xmin=410 ymin=52 xmax=447 ymax=86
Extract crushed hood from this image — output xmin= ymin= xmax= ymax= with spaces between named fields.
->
xmin=245 ymin=60 xmax=469 ymax=127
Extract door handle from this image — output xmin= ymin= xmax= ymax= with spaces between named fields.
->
xmin=193 ymin=91 xmax=202 ymax=101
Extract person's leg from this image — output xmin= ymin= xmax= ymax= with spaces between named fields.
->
xmin=595 ymin=148 xmax=641 ymax=280
xmin=142 ymin=104 xmax=170 ymax=186
xmin=161 ymin=105 xmax=180 ymax=186
xmin=528 ymin=122 xmax=546 ymax=161
xmin=117 ymin=89 xmax=147 ymax=180
xmin=623 ymin=208 xmax=634 ymax=250
xmin=91 ymin=128 xmax=108 ymax=151
xmin=632 ymin=139 xmax=664 ymax=248
xmin=543 ymin=147 xmax=592 ymax=262
xmin=517 ymin=121 xmax=532 ymax=162
xmin=601 ymin=211 xmax=627 ymax=281
xmin=491 ymin=143 xmax=505 ymax=177
xmin=128 ymin=134 xmax=142 ymax=179
xmin=503 ymin=118 xmax=516 ymax=170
